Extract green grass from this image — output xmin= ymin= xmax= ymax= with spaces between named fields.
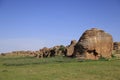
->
xmin=0 ymin=56 xmax=120 ymax=80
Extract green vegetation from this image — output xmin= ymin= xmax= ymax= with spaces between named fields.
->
xmin=0 ymin=56 xmax=120 ymax=80
xmin=59 ymin=45 xmax=66 ymax=51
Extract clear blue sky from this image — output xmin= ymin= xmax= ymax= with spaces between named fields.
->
xmin=0 ymin=0 xmax=120 ymax=53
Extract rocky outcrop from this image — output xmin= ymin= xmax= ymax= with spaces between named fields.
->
xmin=112 ymin=42 xmax=120 ymax=57
xmin=74 ymin=28 xmax=113 ymax=60
xmin=1 ymin=28 xmax=114 ymax=60
xmin=1 ymin=45 xmax=66 ymax=58
xmin=65 ymin=40 xmax=77 ymax=56
xmin=35 ymin=45 xmax=66 ymax=58
xmin=1 ymin=51 xmax=35 ymax=56
xmin=113 ymin=42 xmax=120 ymax=50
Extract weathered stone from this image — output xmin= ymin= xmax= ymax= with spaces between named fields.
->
xmin=40 ymin=47 xmax=50 ymax=57
xmin=112 ymin=42 xmax=120 ymax=56
xmin=74 ymin=28 xmax=113 ymax=60
xmin=34 ymin=45 xmax=66 ymax=58
xmin=52 ymin=45 xmax=66 ymax=56
xmin=113 ymin=42 xmax=120 ymax=50
xmin=66 ymin=40 xmax=77 ymax=56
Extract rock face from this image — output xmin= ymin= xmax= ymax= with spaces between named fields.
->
xmin=113 ymin=42 xmax=120 ymax=50
xmin=65 ymin=40 xmax=77 ymax=56
xmin=2 ymin=28 xmax=114 ymax=60
xmin=35 ymin=45 xmax=66 ymax=58
xmin=74 ymin=28 xmax=113 ymax=60
xmin=112 ymin=42 xmax=120 ymax=57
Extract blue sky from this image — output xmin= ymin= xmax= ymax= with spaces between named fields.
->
xmin=0 ymin=0 xmax=120 ymax=53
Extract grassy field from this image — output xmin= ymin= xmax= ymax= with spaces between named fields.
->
xmin=0 ymin=56 xmax=120 ymax=80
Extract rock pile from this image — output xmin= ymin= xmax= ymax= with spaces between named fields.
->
xmin=35 ymin=45 xmax=66 ymax=58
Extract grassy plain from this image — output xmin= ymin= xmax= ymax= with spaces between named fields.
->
xmin=0 ymin=56 xmax=120 ymax=80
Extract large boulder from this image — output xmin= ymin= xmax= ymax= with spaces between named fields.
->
xmin=65 ymin=40 xmax=77 ymax=56
xmin=74 ymin=28 xmax=113 ymax=60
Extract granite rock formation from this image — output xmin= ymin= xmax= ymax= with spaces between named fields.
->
xmin=65 ymin=40 xmax=77 ymax=57
xmin=74 ymin=28 xmax=113 ymax=60
xmin=113 ymin=42 xmax=120 ymax=50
